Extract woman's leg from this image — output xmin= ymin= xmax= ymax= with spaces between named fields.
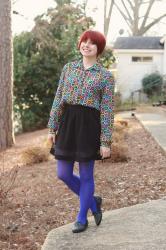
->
xmin=76 ymin=160 xmax=97 ymax=224
xmin=57 ymin=160 xmax=80 ymax=194
xmin=57 ymin=159 xmax=97 ymax=216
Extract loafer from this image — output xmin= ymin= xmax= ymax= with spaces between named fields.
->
xmin=72 ymin=220 xmax=88 ymax=233
xmin=93 ymin=196 xmax=102 ymax=226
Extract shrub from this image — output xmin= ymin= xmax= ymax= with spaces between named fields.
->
xmin=20 ymin=146 xmax=50 ymax=166
xmin=104 ymin=119 xmax=129 ymax=163
xmin=99 ymin=48 xmax=115 ymax=69
xmin=111 ymin=142 xmax=128 ymax=162
xmin=142 ymin=73 xmax=163 ymax=98
xmin=111 ymin=120 xmax=129 ymax=162
xmin=0 ymin=165 xmax=19 ymax=205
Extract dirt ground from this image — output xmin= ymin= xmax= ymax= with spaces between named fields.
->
xmin=0 ymin=116 xmax=166 ymax=250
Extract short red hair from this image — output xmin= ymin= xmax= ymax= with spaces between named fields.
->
xmin=78 ymin=30 xmax=106 ymax=56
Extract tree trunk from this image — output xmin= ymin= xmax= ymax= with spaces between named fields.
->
xmin=132 ymin=0 xmax=139 ymax=35
xmin=0 ymin=0 xmax=14 ymax=150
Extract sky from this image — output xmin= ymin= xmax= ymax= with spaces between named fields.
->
xmin=12 ymin=0 xmax=166 ymax=44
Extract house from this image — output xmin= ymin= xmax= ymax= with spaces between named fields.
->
xmin=113 ymin=36 xmax=166 ymax=100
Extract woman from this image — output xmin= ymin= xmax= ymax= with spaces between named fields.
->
xmin=47 ymin=30 xmax=115 ymax=233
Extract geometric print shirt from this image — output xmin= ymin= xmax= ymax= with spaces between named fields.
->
xmin=47 ymin=59 xmax=115 ymax=147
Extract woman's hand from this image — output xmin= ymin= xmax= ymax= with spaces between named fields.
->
xmin=100 ymin=146 xmax=111 ymax=159
xmin=47 ymin=133 xmax=56 ymax=145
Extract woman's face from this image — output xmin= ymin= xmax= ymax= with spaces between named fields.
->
xmin=80 ymin=38 xmax=98 ymax=58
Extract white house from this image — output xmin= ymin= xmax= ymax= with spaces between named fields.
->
xmin=113 ymin=36 xmax=166 ymax=100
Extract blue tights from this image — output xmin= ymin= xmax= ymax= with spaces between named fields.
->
xmin=57 ymin=159 xmax=98 ymax=224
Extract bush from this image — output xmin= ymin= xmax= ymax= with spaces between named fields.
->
xmin=142 ymin=73 xmax=163 ymax=98
xmin=0 ymin=165 xmax=19 ymax=205
xmin=20 ymin=146 xmax=50 ymax=166
xmin=98 ymin=48 xmax=115 ymax=69
xmin=103 ymin=119 xmax=129 ymax=163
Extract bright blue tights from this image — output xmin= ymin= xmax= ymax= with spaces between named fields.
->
xmin=57 ymin=160 xmax=98 ymax=224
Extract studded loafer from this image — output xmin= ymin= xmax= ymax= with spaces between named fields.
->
xmin=72 ymin=220 xmax=88 ymax=233
xmin=93 ymin=196 xmax=102 ymax=226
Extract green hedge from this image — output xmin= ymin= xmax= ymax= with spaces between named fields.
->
xmin=142 ymin=73 xmax=163 ymax=98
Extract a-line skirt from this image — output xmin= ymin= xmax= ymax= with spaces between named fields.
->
xmin=53 ymin=103 xmax=102 ymax=162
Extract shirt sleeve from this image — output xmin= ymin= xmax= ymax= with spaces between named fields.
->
xmin=47 ymin=64 xmax=68 ymax=131
xmin=100 ymin=70 xmax=115 ymax=147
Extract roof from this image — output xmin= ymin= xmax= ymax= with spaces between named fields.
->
xmin=114 ymin=36 xmax=164 ymax=50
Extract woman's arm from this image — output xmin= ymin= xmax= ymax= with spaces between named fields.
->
xmin=47 ymin=64 xmax=68 ymax=133
xmin=100 ymin=70 xmax=115 ymax=148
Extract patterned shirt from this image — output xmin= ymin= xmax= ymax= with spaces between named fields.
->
xmin=47 ymin=59 xmax=115 ymax=147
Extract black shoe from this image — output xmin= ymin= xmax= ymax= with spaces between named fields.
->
xmin=93 ymin=196 xmax=102 ymax=226
xmin=72 ymin=220 xmax=88 ymax=233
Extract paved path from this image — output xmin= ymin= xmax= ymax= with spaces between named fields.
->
xmin=42 ymin=198 xmax=166 ymax=250
xmin=135 ymin=113 xmax=166 ymax=153
xmin=116 ymin=111 xmax=166 ymax=154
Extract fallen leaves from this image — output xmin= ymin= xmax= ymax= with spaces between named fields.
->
xmin=0 ymin=118 xmax=166 ymax=249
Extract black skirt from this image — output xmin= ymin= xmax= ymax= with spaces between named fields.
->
xmin=53 ymin=103 xmax=102 ymax=162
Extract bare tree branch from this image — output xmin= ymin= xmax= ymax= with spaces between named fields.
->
xmin=141 ymin=13 xmax=166 ymax=35
xmin=141 ymin=1 xmax=151 ymax=4
xmin=104 ymin=0 xmax=107 ymax=34
xmin=121 ymin=0 xmax=133 ymax=23
xmin=104 ymin=0 xmax=114 ymax=37
xmin=114 ymin=1 xmax=132 ymax=30
xmin=114 ymin=2 xmax=129 ymax=21
xmin=84 ymin=0 xmax=88 ymax=6
xmin=86 ymin=0 xmax=165 ymax=36
xmin=107 ymin=0 xmax=114 ymax=23
xmin=139 ymin=0 xmax=155 ymax=31
xmin=114 ymin=0 xmax=166 ymax=35
xmin=127 ymin=0 xmax=134 ymax=11
xmin=12 ymin=0 xmax=19 ymax=4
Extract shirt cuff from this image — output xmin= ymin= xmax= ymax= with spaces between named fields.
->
xmin=48 ymin=128 xmax=56 ymax=134
xmin=100 ymin=141 xmax=111 ymax=148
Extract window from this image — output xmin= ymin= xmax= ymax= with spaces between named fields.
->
xmin=142 ymin=57 xmax=153 ymax=62
xmin=132 ymin=56 xmax=153 ymax=62
xmin=132 ymin=56 xmax=141 ymax=62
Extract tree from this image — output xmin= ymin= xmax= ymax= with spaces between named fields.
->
xmin=85 ymin=0 xmax=166 ymax=36
xmin=114 ymin=0 xmax=166 ymax=36
xmin=0 ymin=0 xmax=14 ymax=150
xmin=14 ymin=1 xmax=94 ymax=132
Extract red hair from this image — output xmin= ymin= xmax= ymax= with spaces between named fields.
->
xmin=78 ymin=30 xmax=106 ymax=56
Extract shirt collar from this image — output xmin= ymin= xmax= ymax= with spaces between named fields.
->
xmin=75 ymin=59 xmax=101 ymax=71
